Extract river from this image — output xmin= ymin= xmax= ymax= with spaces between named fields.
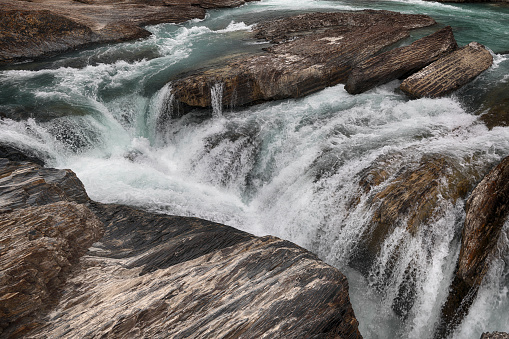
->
xmin=0 ymin=0 xmax=508 ymax=337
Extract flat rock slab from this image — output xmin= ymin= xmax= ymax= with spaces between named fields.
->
xmin=345 ymin=26 xmax=458 ymax=94
xmin=169 ymin=10 xmax=436 ymax=115
xmin=399 ymin=41 xmax=493 ymax=98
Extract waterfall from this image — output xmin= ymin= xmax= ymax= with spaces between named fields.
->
xmin=211 ymin=82 xmax=224 ymax=118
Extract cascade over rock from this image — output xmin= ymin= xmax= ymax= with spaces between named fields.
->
xmin=0 ymin=148 xmax=362 ymax=338
xmin=0 ymin=0 xmax=256 ymax=64
xmin=400 ymin=42 xmax=493 ymax=98
xmin=168 ymin=10 xmax=436 ymax=116
xmin=436 ymin=155 xmax=509 ymax=338
xmin=345 ymin=26 xmax=458 ymax=94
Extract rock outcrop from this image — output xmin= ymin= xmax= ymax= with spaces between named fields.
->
xmin=0 ymin=0 xmax=256 ymax=64
xmin=0 ymin=149 xmax=362 ymax=338
xmin=436 ymin=155 xmax=509 ymax=338
xmin=400 ymin=41 xmax=493 ymax=98
xmin=345 ymin=26 xmax=458 ymax=94
xmin=168 ymin=10 xmax=436 ymax=116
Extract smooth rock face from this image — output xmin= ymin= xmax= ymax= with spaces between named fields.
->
xmin=0 ymin=151 xmax=362 ymax=338
xmin=0 ymin=0 xmax=253 ymax=63
xmin=437 ymin=156 xmax=509 ymax=337
xmin=400 ymin=41 xmax=493 ymax=98
xmin=169 ymin=10 xmax=436 ymax=115
xmin=345 ymin=26 xmax=458 ymax=94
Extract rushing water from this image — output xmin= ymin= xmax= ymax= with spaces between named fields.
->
xmin=1 ymin=0 xmax=509 ymax=337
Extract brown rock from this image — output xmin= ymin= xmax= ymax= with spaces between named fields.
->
xmin=345 ymin=26 xmax=458 ymax=94
xmin=400 ymin=41 xmax=493 ymax=98
xmin=437 ymin=155 xmax=509 ymax=337
xmin=169 ymin=11 xmax=436 ymax=116
xmin=0 ymin=0 xmax=254 ymax=64
xmin=0 ymin=202 xmax=103 ymax=337
xmin=479 ymin=81 xmax=509 ymax=130
xmin=481 ymin=332 xmax=509 ymax=339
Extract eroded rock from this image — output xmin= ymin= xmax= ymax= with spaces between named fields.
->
xmin=345 ymin=26 xmax=458 ymax=94
xmin=437 ymin=155 xmax=509 ymax=338
xmin=169 ymin=10 xmax=436 ymax=116
xmin=0 ymin=0 xmax=254 ymax=63
xmin=400 ymin=41 xmax=493 ymax=98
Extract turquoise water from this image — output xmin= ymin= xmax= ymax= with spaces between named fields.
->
xmin=0 ymin=0 xmax=508 ymax=338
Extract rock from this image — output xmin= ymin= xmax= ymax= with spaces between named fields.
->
xmin=345 ymin=26 xmax=458 ymax=94
xmin=348 ymin=153 xmax=482 ymax=318
xmin=0 ymin=153 xmax=363 ymax=338
xmin=479 ymin=81 xmax=509 ymax=130
xmin=0 ymin=0 xmax=254 ymax=64
xmin=436 ymin=155 xmax=509 ymax=338
xmin=481 ymin=332 xmax=509 ymax=339
xmin=169 ymin=10 xmax=436 ymax=116
xmin=0 ymin=144 xmax=44 ymax=166
xmin=400 ymin=42 xmax=493 ymax=98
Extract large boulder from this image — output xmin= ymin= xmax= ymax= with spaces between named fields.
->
xmin=169 ymin=11 xmax=436 ymax=116
xmin=345 ymin=26 xmax=458 ymax=94
xmin=399 ymin=42 xmax=493 ymax=98
xmin=437 ymin=155 xmax=509 ymax=337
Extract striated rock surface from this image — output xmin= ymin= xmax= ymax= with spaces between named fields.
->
xmin=479 ymin=81 xmax=509 ymax=130
xmin=169 ymin=10 xmax=436 ymax=116
xmin=345 ymin=26 xmax=458 ymax=94
xmin=0 ymin=150 xmax=362 ymax=338
xmin=400 ymin=41 xmax=493 ymax=98
xmin=0 ymin=0 xmax=255 ymax=64
xmin=436 ymin=155 xmax=509 ymax=338
xmin=481 ymin=332 xmax=509 ymax=339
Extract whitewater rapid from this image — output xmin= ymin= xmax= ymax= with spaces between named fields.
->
xmin=0 ymin=0 xmax=508 ymax=337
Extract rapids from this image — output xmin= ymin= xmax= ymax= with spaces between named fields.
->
xmin=1 ymin=0 xmax=508 ymax=337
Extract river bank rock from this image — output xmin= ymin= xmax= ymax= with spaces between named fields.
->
xmin=168 ymin=10 xmax=436 ymax=116
xmin=436 ymin=155 xmax=509 ymax=338
xmin=0 ymin=149 xmax=362 ymax=338
xmin=345 ymin=26 xmax=458 ymax=94
xmin=0 ymin=0 xmax=254 ymax=64
xmin=400 ymin=41 xmax=493 ymax=98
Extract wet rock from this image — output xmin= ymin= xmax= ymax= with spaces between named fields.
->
xmin=400 ymin=42 xmax=493 ymax=98
xmin=0 ymin=203 xmax=103 ymax=337
xmin=345 ymin=26 xmax=458 ymax=94
xmin=479 ymin=81 xmax=509 ymax=130
xmin=0 ymin=144 xmax=44 ymax=166
xmin=481 ymin=332 xmax=509 ymax=339
xmin=436 ymin=155 xmax=509 ymax=338
xmin=169 ymin=10 xmax=436 ymax=115
xmin=0 ymin=0 xmax=254 ymax=64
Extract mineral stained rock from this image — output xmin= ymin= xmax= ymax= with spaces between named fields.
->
xmin=169 ymin=10 xmax=436 ymax=116
xmin=0 ymin=0 xmax=255 ymax=64
xmin=437 ymin=155 xmax=509 ymax=338
xmin=0 ymin=150 xmax=362 ymax=338
xmin=345 ymin=26 xmax=458 ymax=94
xmin=399 ymin=41 xmax=493 ymax=98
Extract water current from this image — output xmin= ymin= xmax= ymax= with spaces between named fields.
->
xmin=0 ymin=0 xmax=508 ymax=337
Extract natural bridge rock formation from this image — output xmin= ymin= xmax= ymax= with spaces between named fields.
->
xmin=0 ymin=148 xmax=362 ymax=339
xmin=0 ymin=0 xmax=256 ymax=64
xmin=168 ymin=10 xmax=436 ymax=115
xmin=400 ymin=41 xmax=493 ymax=98
xmin=345 ymin=26 xmax=458 ymax=94
xmin=436 ymin=155 xmax=509 ymax=338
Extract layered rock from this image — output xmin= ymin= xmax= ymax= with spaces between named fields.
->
xmin=169 ymin=11 xmax=436 ymax=116
xmin=0 ymin=150 xmax=362 ymax=338
xmin=345 ymin=26 xmax=458 ymax=94
xmin=436 ymin=155 xmax=509 ymax=338
xmin=0 ymin=0 xmax=255 ymax=64
xmin=400 ymin=42 xmax=493 ymax=98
